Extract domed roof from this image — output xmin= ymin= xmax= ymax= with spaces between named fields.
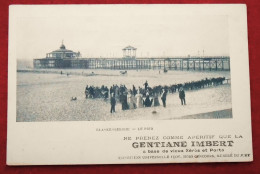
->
xmin=60 ymin=43 xmax=66 ymax=49
xmin=122 ymin=45 xmax=137 ymax=50
xmin=50 ymin=42 xmax=74 ymax=53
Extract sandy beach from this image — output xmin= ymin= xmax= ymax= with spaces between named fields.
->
xmin=17 ymin=69 xmax=232 ymax=122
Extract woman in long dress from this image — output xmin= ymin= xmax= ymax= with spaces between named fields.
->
xmin=128 ymin=92 xmax=134 ymax=109
xmin=122 ymin=92 xmax=129 ymax=110
xmin=132 ymin=93 xmax=137 ymax=109
xmin=136 ymin=91 xmax=144 ymax=108
xmin=128 ymin=93 xmax=137 ymax=109
xmin=153 ymin=92 xmax=160 ymax=107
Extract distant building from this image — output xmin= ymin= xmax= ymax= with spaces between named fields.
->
xmin=33 ymin=43 xmax=230 ymax=71
xmin=34 ymin=42 xmax=81 ymax=68
xmin=46 ymin=42 xmax=80 ymax=59
xmin=122 ymin=46 xmax=137 ymax=59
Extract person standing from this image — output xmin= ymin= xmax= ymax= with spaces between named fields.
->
xmin=137 ymin=90 xmax=144 ymax=108
xmin=128 ymin=92 xmax=137 ymax=109
xmin=121 ymin=92 xmax=129 ymax=110
xmin=179 ymin=87 xmax=186 ymax=105
xmin=161 ymin=89 xmax=167 ymax=107
xmin=110 ymin=93 xmax=116 ymax=113
xmin=144 ymin=80 xmax=148 ymax=90
xmin=133 ymin=85 xmax=137 ymax=96
xmin=153 ymin=92 xmax=160 ymax=107
xmin=144 ymin=94 xmax=153 ymax=107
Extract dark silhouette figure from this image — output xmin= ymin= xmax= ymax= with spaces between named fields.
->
xmin=143 ymin=95 xmax=153 ymax=107
xmin=121 ymin=93 xmax=129 ymax=110
xmin=144 ymin=81 xmax=148 ymax=90
xmin=153 ymin=93 xmax=160 ymax=107
xmin=161 ymin=89 xmax=167 ymax=107
xmin=179 ymin=88 xmax=186 ymax=105
xmin=133 ymin=85 xmax=137 ymax=96
xmin=110 ymin=93 xmax=116 ymax=113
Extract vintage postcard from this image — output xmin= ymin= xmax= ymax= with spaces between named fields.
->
xmin=7 ymin=4 xmax=252 ymax=165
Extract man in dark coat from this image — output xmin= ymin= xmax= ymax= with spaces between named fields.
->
xmin=179 ymin=88 xmax=186 ymax=105
xmin=110 ymin=93 xmax=116 ymax=113
xmin=161 ymin=89 xmax=167 ymax=107
xmin=144 ymin=81 xmax=148 ymax=90
xmin=121 ymin=92 xmax=129 ymax=110
xmin=133 ymin=85 xmax=137 ymax=96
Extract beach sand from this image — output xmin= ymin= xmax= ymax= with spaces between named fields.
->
xmin=16 ymin=69 xmax=232 ymax=122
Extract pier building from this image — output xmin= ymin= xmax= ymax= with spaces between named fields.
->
xmin=33 ymin=44 xmax=230 ymax=71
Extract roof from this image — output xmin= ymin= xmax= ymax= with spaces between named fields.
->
xmin=122 ymin=45 xmax=137 ymax=50
xmin=51 ymin=49 xmax=74 ymax=53
xmin=49 ymin=43 xmax=75 ymax=53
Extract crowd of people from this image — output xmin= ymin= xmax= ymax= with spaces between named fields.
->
xmin=84 ymin=77 xmax=226 ymax=113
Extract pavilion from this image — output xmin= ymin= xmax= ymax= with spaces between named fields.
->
xmin=122 ymin=46 xmax=137 ymax=59
xmin=46 ymin=42 xmax=80 ymax=59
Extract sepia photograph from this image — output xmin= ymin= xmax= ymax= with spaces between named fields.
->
xmin=16 ymin=5 xmax=232 ymax=122
xmin=7 ymin=4 xmax=253 ymax=165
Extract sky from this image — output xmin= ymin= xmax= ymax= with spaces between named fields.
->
xmin=12 ymin=5 xmax=230 ymax=60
